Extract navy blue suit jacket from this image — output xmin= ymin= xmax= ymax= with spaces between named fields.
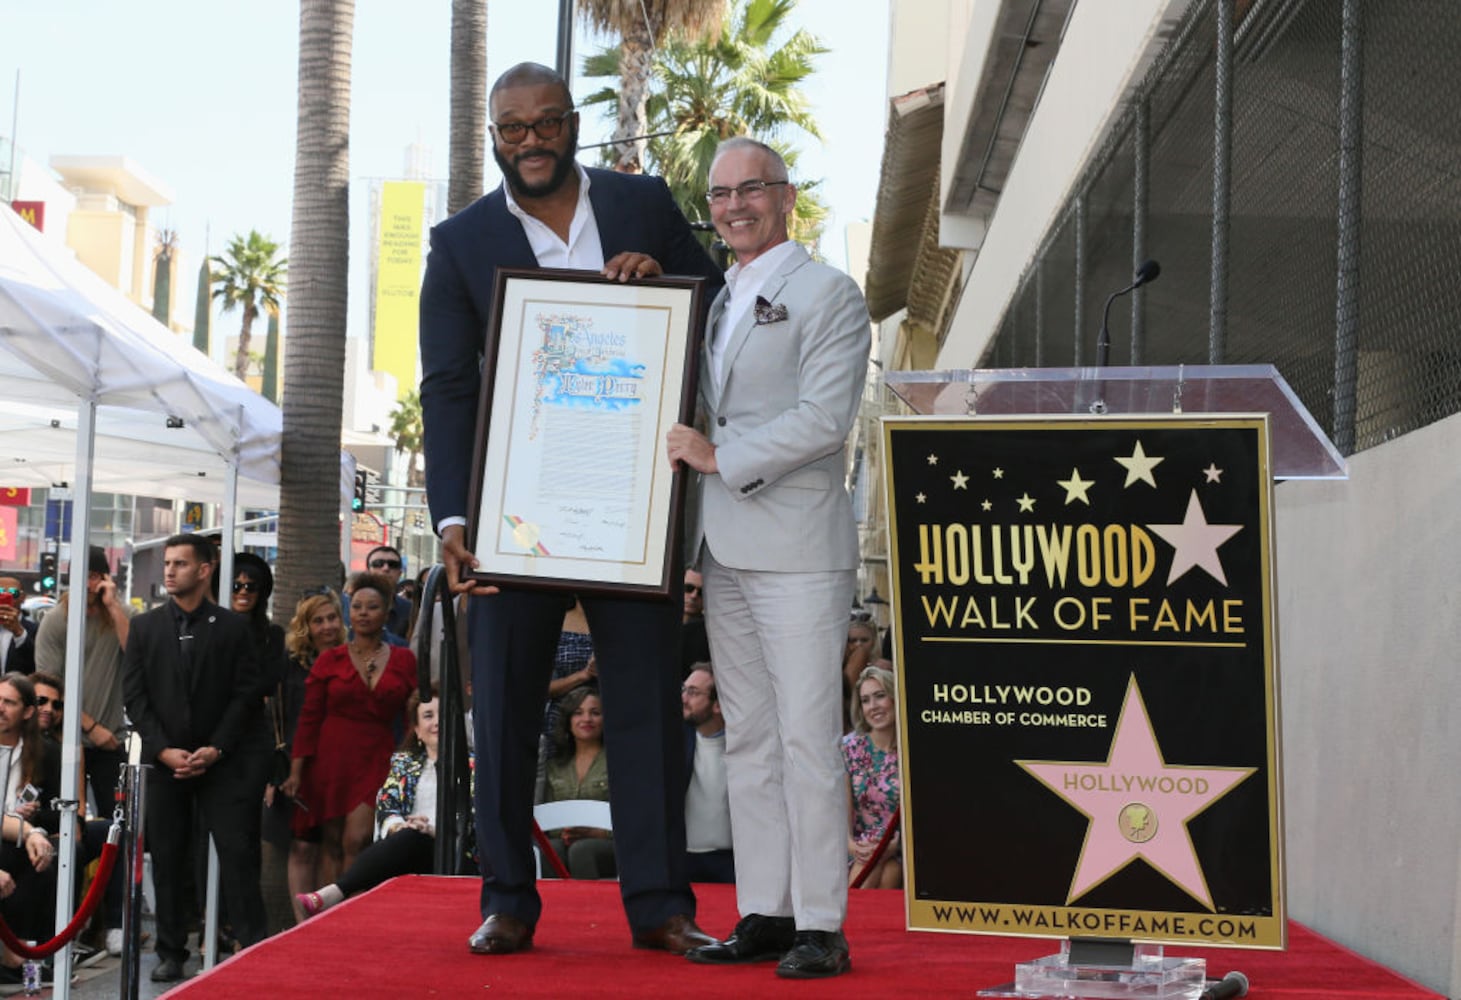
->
xmin=418 ymin=168 xmax=725 ymax=530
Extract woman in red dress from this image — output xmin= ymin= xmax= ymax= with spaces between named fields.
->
xmin=282 ymin=573 xmax=417 ymax=886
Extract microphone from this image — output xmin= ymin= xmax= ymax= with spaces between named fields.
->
xmin=1095 ymin=258 xmax=1162 ymax=368
xmin=1200 ymin=970 xmax=1249 ymax=1000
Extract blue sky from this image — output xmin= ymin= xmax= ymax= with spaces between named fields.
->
xmin=2 ymin=0 xmax=889 ymax=341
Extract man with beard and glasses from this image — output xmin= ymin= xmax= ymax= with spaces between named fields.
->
xmin=419 ymin=61 xmax=724 ymax=959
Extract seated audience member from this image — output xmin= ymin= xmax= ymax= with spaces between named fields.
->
xmin=842 ymin=665 xmax=902 ymax=890
xmin=298 ymin=686 xmax=474 ymax=916
xmin=841 ymin=619 xmax=879 ymax=731
xmin=681 ymin=663 xmax=734 ymax=883
xmin=540 ymin=686 xmax=614 ymax=879
xmin=283 ymin=574 xmax=416 ymax=889
xmin=0 ymin=673 xmax=61 ymax=987
xmin=535 ymin=601 xmax=595 ymax=794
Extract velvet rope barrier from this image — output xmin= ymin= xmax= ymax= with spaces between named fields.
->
xmin=850 ymin=805 xmax=900 ymax=890
xmin=531 ymin=820 xmax=572 ymax=880
xmin=0 ymin=835 xmax=121 ymax=960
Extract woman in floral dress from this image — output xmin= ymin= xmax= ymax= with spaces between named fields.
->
xmin=841 ymin=665 xmax=902 ymax=889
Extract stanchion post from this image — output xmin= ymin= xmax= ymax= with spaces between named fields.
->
xmin=120 ymin=742 xmax=147 ymax=1000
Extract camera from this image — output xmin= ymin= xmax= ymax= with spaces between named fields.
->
xmin=18 ymin=784 xmax=39 ymax=806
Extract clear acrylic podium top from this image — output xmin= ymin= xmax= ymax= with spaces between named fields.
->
xmin=884 ymin=364 xmax=1347 ymax=481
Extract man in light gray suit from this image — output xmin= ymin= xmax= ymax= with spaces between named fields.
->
xmin=667 ymin=137 xmax=869 ymax=979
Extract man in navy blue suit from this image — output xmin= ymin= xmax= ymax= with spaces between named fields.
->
xmin=419 ymin=62 xmax=724 ymax=958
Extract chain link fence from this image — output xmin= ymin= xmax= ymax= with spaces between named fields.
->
xmin=986 ymin=0 xmax=1461 ymax=456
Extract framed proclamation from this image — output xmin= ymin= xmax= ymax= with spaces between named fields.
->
xmin=883 ymin=414 xmax=1285 ymax=949
xmin=464 ymin=268 xmax=708 ymax=598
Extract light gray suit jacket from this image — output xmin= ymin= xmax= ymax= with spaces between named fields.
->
xmin=689 ymin=243 xmax=871 ymax=573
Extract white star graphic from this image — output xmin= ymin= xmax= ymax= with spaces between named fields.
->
xmin=1057 ymin=468 xmax=1095 ymax=505
xmin=950 ymin=471 xmax=969 ymax=490
xmin=927 ymin=453 xmax=939 ymax=466
xmin=1148 ymin=490 xmax=1244 ymax=585
xmin=1116 ymin=441 xmax=1164 ymax=488
xmin=992 ymin=468 xmax=1005 ymax=479
xmin=1017 ymin=493 xmax=1036 ymax=513
xmin=915 ymin=492 xmax=927 ymax=504
xmin=1203 ymin=463 xmax=1223 ymax=483
xmin=980 ymin=499 xmax=992 ymax=512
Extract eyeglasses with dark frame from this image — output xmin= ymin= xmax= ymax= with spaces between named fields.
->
xmin=706 ymin=179 xmax=789 ymax=205
xmin=232 ymin=580 xmax=259 ymax=594
xmin=491 ymin=111 xmax=574 ymax=145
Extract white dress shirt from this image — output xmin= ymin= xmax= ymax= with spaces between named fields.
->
xmin=708 ymin=239 xmax=801 ymax=390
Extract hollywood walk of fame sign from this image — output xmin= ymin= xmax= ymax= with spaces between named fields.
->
xmin=883 ymin=415 xmax=1284 ymax=948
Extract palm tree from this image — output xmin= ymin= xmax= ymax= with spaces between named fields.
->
xmin=582 ymin=0 xmax=828 ymax=245
xmin=276 ymin=0 xmax=354 ymax=605
xmin=211 ymin=230 xmax=287 ymax=379
xmin=577 ymin=0 xmax=725 ymax=174
xmin=388 ymin=389 xmax=425 ymax=488
xmin=448 ymin=0 xmax=487 ymax=216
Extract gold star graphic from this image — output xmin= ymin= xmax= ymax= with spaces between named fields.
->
xmin=950 ymin=470 xmax=970 ymax=490
xmin=992 ymin=468 xmax=1005 ymax=479
xmin=980 ymin=499 xmax=993 ymax=511
xmin=1115 ymin=440 xmax=1164 ymax=488
xmin=1017 ymin=493 xmax=1036 ymax=513
xmin=1057 ymin=468 xmax=1095 ymax=505
xmin=1203 ymin=463 xmax=1223 ymax=483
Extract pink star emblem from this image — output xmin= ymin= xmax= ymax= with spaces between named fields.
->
xmin=1018 ymin=677 xmax=1255 ymax=909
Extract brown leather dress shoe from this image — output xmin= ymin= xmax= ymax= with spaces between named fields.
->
xmin=468 ymin=913 xmax=535 ymax=954
xmin=631 ymin=914 xmax=718 ymax=954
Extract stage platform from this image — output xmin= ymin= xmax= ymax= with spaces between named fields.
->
xmin=164 ymin=877 xmax=1443 ymax=998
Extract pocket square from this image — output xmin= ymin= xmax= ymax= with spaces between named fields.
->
xmin=753 ymin=296 xmax=789 ymax=326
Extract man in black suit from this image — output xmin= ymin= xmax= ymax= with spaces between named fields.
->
xmin=420 ymin=62 xmax=724 ymax=958
xmin=121 ymin=534 xmax=270 ymax=982
xmin=0 ymin=577 xmax=35 ymax=675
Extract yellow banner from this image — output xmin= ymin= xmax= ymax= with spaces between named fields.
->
xmin=372 ymin=181 xmax=426 ymax=397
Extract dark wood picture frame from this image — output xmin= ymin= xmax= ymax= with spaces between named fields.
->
xmin=462 ymin=267 xmax=707 ymax=599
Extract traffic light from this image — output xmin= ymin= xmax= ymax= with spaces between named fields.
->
xmin=352 ymin=469 xmax=368 ymax=513
xmin=38 ymin=552 xmax=58 ymax=594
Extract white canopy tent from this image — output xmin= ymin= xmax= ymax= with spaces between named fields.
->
xmin=0 ymin=200 xmax=321 ymax=990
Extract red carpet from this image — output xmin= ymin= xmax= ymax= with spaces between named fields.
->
xmin=167 ymin=877 xmax=1443 ymax=998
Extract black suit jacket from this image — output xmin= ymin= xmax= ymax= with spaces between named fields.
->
xmin=122 ymin=598 xmax=268 ymax=766
xmin=418 ymin=167 xmax=725 ymax=529
xmin=0 ymin=619 xmax=36 ymax=675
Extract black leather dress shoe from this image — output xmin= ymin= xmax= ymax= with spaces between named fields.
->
xmin=632 ymin=914 xmax=718 ymax=954
xmin=685 ymin=914 xmax=796 ymax=964
xmin=150 ymin=957 xmax=186 ymax=982
xmin=468 ymin=913 xmax=535 ymax=954
xmin=775 ymin=930 xmax=851 ymax=979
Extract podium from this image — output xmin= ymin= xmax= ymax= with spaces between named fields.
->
xmin=878 ymin=365 xmax=1343 ymax=999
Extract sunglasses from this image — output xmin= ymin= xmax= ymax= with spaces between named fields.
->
xmin=369 ymin=559 xmax=401 ymax=570
xmin=0 ymin=588 xmax=19 ymax=597
xmin=232 ymin=580 xmax=259 ymax=594
xmin=36 ymin=696 xmax=62 ymax=709
xmin=684 ymin=583 xmax=702 ymax=595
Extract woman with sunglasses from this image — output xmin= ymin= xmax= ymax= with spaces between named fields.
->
xmin=282 ymin=573 xmax=417 ymax=895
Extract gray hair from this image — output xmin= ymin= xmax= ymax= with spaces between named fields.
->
xmin=710 ymin=137 xmax=789 ymax=183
